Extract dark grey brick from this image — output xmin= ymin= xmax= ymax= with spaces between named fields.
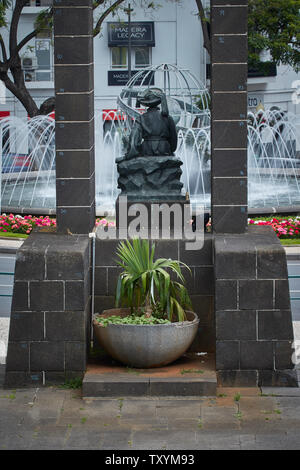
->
xmin=56 ymin=149 xmax=95 ymax=179
xmin=55 ymin=120 xmax=94 ymax=151
xmin=95 ymin=239 xmax=121 ymax=267
xmin=257 ymin=248 xmax=288 ymax=279
xmin=214 ymin=245 xmax=256 ymax=279
xmin=65 ymin=281 xmax=87 ymax=310
xmin=94 ymin=267 xmax=107 ymax=296
xmin=5 ymin=342 xmax=29 ymax=372
xmin=212 ymin=149 xmax=247 ymax=178
xmin=4 ymin=371 xmax=43 ymax=388
xmin=54 ymin=5 xmax=93 ymax=36
xmin=216 ymin=341 xmax=239 ymax=370
xmin=46 ymin=237 xmax=89 ymax=280
xmin=94 ymin=296 xmax=115 ymax=314
xmin=212 ymin=6 xmax=247 ymax=35
xmin=212 ymin=206 xmax=248 ymax=234
xmin=9 ymin=312 xmax=44 ymax=342
xmin=55 ymin=65 xmax=94 ymax=94
xmin=215 ymin=280 xmax=237 ymax=310
xmin=211 ymin=64 xmax=247 ymax=92
xmin=239 ymin=280 xmax=273 ymax=309
xmin=65 ymin=342 xmax=86 ymax=371
xmin=54 ymin=37 xmax=93 ymax=65
xmin=212 ymin=177 xmax=247 ymax=206
xmin=56 ymin=204 xmax=95 ymax=235
xmin=30 ymin=281 xmax=64 ymax=311
xmin=275 ymin=280 xmax=291 ymax=309
xmin=14 ymin=247 xmax=45 ymax=281
xmin=211 ymin=35 xmax=248 ymax=63
xmin=212 ymin=93 xmax=247 ymax=121
xmin=56 ymin=175 xmax=95 ymax=208
xmin=107 ymin=267 xmax=123 ymax=296
xmin=152 ymin=240 xmax=179 ymax=261
xmin=192 ymin=266 xmax=214 ymax=295
xmin=30 ymin=342 xmax=65 ymax=371
xmin=240 ymin=341 xmax=274 ymax=370
xmin=45 ymin=312 xmax=86 ymax=341
xmin=179 ymin=236 xmax=212 ymax=266
xmin=275 ymin=341 xmax=295 ymax=370
xmin=190 ymin=324 xmax=215 ymax=353
xmin=217 ymin=370 xmax=258 ymax=387
xmin=189 ymin=295 xmax=214 ymax=325
xmin=258 ymin=369 xmax=298 ymax=388
xmin=258 ymin=310 xmax=294 ymax=340
xmin=216 ymin=310 xmax=256 ymax=341
xmin=11 ymin=281 xmax=29 ymax=311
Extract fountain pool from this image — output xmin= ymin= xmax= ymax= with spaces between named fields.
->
xmin=1 ymin=65 xmax=300 ymax=216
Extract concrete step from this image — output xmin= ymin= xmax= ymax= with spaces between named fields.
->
xmin=83 ymin=353 xmax=217 ymax=398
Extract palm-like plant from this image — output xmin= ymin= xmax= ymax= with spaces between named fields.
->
xmin=115 ymin=239 xmax=193 ymax=322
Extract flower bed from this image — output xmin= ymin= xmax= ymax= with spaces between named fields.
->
xmin=249 ymin=216 xmax=300 ymax=240
xmin=0 ymin=214 xmax=56 ymax=236
xmin=0 ymin=213 xmax=299 ymax=241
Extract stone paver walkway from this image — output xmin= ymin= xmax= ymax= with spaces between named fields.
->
xmin=0 ymin=385 xmax=300 ymax=450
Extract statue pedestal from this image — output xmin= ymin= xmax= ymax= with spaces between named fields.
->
xmin=117 ymin=155 xmax=184 ymax=201
xmin=116 ymin=196 xmax=191 ymax=239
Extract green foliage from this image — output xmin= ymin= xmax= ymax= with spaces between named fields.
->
xmin=0 ymin=0 xmax=11 ymax=28
xmin=115 ymin=238 xmax=193 ymax=322
xmin=248 ymin=0 xmax=300 ymax=71
xmin=58 ymin=377 xmax=83 ymax=389
xmin=95 ymin=314 xmax=171 ymax=326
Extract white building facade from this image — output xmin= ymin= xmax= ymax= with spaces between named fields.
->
xmin=0 ymin=0 xmax=299 ymax=120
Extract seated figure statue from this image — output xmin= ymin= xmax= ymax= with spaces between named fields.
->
xmin=125 ymin=88 xmax=178 ymax=159
xmin=116 ymin=88 xmax=184 ymax=201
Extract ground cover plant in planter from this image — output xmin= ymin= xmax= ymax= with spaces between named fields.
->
xmin=93 ymin=238 xmax=199 ymax=368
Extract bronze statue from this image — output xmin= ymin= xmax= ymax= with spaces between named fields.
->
xmin=125 ymin=88 xmax=178 ymax=159
xmin=116 ymin=88 xmax=184 ymax=201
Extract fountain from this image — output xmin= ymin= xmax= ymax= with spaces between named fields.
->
xmin=1 ymin=64 xmax=300 ymax=215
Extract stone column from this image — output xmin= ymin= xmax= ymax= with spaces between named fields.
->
xmin=54 ymin=0 xmax=95 ymax=234
xmin=210 ymin=0 xmax=248 ymax=233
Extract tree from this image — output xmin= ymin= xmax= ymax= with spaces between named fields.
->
xmin=0 ymin=0 xmax=165 ymax=117
xmin=194 ymin=0 xmax=300 ymax=72
xmin=1 ymin=0 xmax=299 ymax=117
xmin=248 ymin=0 xmax=300 ymax=71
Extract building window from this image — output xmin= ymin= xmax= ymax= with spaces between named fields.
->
xmin=25 ymin=1 xmax=52 ymax=6
xmin=111 ymin=47 xmax=151 ymax=70
xmin=134 ymin=47 xmax=151 ymax=68
xmin=35 ymin=38 xmax=52 ymax=81
xmin=111 ymin=47 xmax=128 ymax=69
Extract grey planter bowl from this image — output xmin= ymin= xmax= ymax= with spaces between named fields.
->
xmin=93 ymin=308 xmax=199 ymax=368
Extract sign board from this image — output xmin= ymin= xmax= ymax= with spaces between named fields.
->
xmin=248 ymin=93 xmax=265 ymax=109
xmin=108 ymin=22 xmax=155 ymax=47
xmin=108 ymin=70 xmax=154 ymax=87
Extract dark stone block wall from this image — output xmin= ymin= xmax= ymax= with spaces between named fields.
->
xmin=94 ymin=234 xmax=215 ymax=353
xmin=5 ymin=232 xmax=91 ymax=387
xmin=54 ymin=0 xmax=95 ymax=234
xmin=210 ymin=0 xmax=248 ymax=233
xmin=215 ymin=226 xmax=298 ymax=387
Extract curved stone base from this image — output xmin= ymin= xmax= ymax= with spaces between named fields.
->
xmin=117 ymin=156 xmax=184 ymax=200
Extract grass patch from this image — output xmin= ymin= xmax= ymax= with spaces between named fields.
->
xmin=180 ymin=369 xmax=204 ymax=375
xmin=0 ymin=232 xmax=28 ymax=239
xmin=280 ymin=239 xmax=300 ymax=245
xmin=58 ymin=377 xmax=82 ymax=389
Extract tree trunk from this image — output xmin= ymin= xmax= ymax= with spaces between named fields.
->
xmin=8 ymin=58 xmax=40 ymax=117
